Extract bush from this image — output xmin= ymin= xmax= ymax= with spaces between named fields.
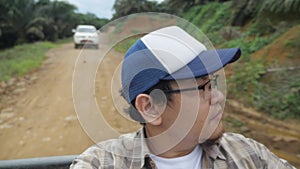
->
xmin=254 ymin=70 xmax=300 ymax=119
xmin=182 ymin=2 xmax=232 ymax=34
xmin=228 ymin=59 xmax=266 ymax=100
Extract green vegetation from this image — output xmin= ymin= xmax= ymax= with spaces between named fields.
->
xmin=224 ymin=117 xmax=245 ymax=128
xmin=112 ymin=0 xmax=300 ymax=120
xmin=222 ymin=27 xmax=299 ymax=119
xmin=183 ymin=2 xmax=231 ymax=34
xmin=284 ymin=31 xmax=300 ymax=49
xmin=0 ymin=42 xmax=58 ymax=81
xmin=174 ymin=1 xmax=300 ymax=119
xmin=254 ymin=70 xmax=300 ymax=119
xmin=112 ymin=0 xmax=163 ymax=19
xmin=260 ymin=0 xmax=300 ymax=14
xmin=114 ymin=36 xmax=140 ymax=54
xmin=0 ymin=0 xmax=109 ymax=49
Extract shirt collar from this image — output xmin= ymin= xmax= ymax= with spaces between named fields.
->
xmin=202 ymin=142 xmax=226 ymax=160
xmin=134 ymin=128 xmax=227 ymax=168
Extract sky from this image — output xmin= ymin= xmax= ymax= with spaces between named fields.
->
xmin=64 ymin=0 xmax=165 ymax=19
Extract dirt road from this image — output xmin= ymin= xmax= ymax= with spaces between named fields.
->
xmin=0 ymin=31 xmax=141 ymax=160
xmin=0 ymin=39 xmax=299 ymax=167
xmin=0 ymin=43 xmax=95 ymax=159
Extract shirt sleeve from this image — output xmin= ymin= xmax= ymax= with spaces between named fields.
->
xmin=246 ymin=138 xmax=296 ymax=169
xmin=70 ymin=154 xmax=101 ymax=169
xmin=69 ymin=146 xmax=102 ymax=169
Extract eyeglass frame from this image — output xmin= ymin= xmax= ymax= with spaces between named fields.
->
xmin=163 ymin=74 xmax=219 ymax=94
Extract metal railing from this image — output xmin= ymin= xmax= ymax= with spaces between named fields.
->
xmin=0 ymin=155 xmax=77 ymax=169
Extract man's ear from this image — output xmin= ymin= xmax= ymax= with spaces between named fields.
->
xmin=135 ymin=94 xmax=162 ymax=126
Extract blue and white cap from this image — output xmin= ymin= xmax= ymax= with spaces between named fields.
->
xmin=121 ymin=26 xmax=241 ymax=103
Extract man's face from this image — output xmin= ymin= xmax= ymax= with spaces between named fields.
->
xmin=158 ymin=75 xmax=225 ymax=150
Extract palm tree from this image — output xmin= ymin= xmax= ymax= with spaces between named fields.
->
xmin=164 ymin=0 xmax=231 ymax=14
xmin=165 ymin=0 xmax=195 ymax=13
xmin=260 ymin=0 xmax=300 ymax=13
xmin=112 ymin=0 xmax=159 ymax=19
xmin=0 ymin=0 xmax=108 ymax=48
xmin=231 ymin=0 xmax=300 ymax=26
xmin=0 ymin=0 xmax=37 ymax=43
xmin=38 ymin=0 xmax=77 ymax=39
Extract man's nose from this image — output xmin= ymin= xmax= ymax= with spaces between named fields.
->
xmin=210 ymin=89 xmax=225 ymax=105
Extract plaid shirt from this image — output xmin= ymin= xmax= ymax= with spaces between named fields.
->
xmin=70 ymin=128 xmax=295 ymax=169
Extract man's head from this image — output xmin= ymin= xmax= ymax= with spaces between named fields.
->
xmin=121 ymin=26 xmax=240 ymax=103
xmin=121 ymin=26 xmax=241 ymax=154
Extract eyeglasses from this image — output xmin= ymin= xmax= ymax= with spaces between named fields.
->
xmin=163 ymin=74 xmax=219 ymax=99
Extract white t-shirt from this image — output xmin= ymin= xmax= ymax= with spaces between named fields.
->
xmin=150 ymin=145 xmax=202 ymax=169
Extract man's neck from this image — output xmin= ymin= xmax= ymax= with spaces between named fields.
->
xmin=144 ymin=126 xmax=197 ymax=158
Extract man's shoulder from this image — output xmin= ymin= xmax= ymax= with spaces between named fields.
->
xmin=221 ymin=132 xmax=267 ymax=147
xmin=70 ymin=130 xmax=142 ymax=168
xmin=219 ymin=132 xmax=263 ymax=158
xmin=219 ymin=132 xmax=296 ymax=169
xmin=220 ymin=132 xmax=270 ymax=162
xmin=221 ymin=132 xmax=248 ymax=142
xmin=220 ymin=132 xmax=256 ymax=149
xmin=85 ymin=130 xmax=140 ymax=156
xmin=217 ymin=133 xmax=264 ymax=167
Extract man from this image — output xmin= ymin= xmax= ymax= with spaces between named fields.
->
xmin=70 ymin=26 xmax=295 ymax=168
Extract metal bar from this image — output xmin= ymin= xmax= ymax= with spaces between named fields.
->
xmin=0 ymin=155 xmax=77 ymax=169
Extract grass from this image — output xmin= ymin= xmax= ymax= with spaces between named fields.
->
xmin=0 ymin=39 xmax=69 ymax=82
xmin=224 ymin=117 xmax=245 ymax=128
xmin=182 ymin=2 xmax=231 ymax=34
xmin=284 ymin=33 xmax=300 ymax=48
xmin=113 ymin=35 xmax=142 ymax=53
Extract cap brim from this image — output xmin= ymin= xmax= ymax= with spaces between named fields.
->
xmin=162 ymin=48 xmax=241 ymax=80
